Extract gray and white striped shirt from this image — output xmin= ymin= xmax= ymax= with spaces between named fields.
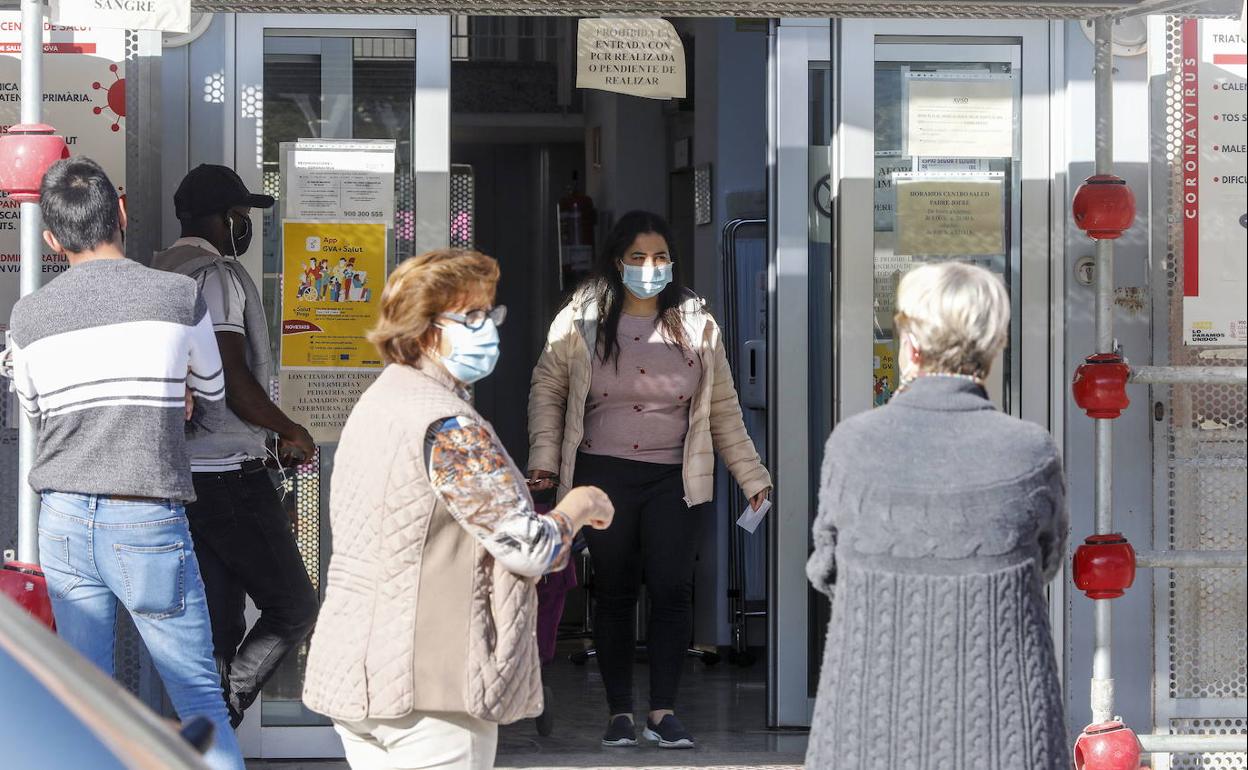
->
xmin=8 ymin=258 xmax=226 ymax=502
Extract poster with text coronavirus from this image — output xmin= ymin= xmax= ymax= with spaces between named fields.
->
xmin=1181 ymin=19 xmax=1248 ymax=346
xmin=0 ymin=18 xmax=126 ymax=333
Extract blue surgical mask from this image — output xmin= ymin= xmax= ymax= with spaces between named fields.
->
xmin=437 ymin=319 xmax=500 ymax=384
xmin=621 ymin=263 xmax=672 ymax=299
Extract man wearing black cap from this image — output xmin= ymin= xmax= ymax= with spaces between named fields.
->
xmin=153 ymin=164 xmax=319 ymax=728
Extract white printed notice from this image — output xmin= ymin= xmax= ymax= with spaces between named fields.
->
xmin=906 ymin=74 xmax=1015 ymax=159
xmin=286 ymin=140 xmax=397 ymax=224
xmin=1180 ymin=19 xmax=1248 ymax=346
xmin=50 ymin=0 xmax=190 ymax=33
xmin=0 ymin=18 xmax=126 ymax=334
xmin=576 ymin=18 xmax=686 ymax=100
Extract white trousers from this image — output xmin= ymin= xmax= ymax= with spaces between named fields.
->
xmin=334 ymin=711 xmax=499 ymax=770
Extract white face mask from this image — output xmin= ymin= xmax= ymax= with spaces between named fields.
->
xmin=621 ymin=263 xmax=672 ymax=300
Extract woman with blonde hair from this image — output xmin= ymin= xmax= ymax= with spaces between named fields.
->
xmin=303 ymin=249 xmax=614 ymax=770
xmin=806 ymin=261 xmax=1069 ymax=770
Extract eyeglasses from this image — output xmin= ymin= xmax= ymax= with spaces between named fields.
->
xmin=439 ymin=305 xmax=507 ymax=331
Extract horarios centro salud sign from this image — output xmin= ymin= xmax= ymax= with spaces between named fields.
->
xmin=0 ymin=17 xmax=126 ymax=335
xmin=576 ymin=18 xmax=687 ymax=100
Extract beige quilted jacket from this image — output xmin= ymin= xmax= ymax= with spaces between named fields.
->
xmin=528 ymin=286 xmax=771 ymax=507
xmin=302 ymin=362 xmax=542 ymax=725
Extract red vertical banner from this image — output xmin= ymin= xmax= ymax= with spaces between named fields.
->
xmin=1181 ymin=19 xmax=1200 ymax=297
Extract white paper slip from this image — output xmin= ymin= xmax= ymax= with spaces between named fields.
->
xmin=736 ymin=498 xmax=772 ymax=534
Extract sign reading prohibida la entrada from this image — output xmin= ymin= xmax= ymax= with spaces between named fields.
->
xmin=576 ymin=18 xmax=686 ymax=100
xmin=50 ymin=0 xmax=190 ymax=33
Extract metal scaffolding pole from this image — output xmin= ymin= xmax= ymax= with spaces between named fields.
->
xmin=16 ymin=0 xmax=45 ymax=564
xmin=1134 ymin=549 xmax=1248 ymax=569
xmin=1090 ymin=15 xmax=1116 ymax=727
xmin=1130 ymin=365 xmax=1248 ymax=385
xmin=1139 ymin=733 xmax=1248 ymax=754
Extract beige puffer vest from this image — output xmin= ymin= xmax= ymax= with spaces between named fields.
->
xmin=302 ymin=362 xmax=542 ymax=724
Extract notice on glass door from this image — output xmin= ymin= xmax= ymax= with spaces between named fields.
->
xmin=280 ymin=221 xmax=386 ymax=370
xmin=874 ymin=155 xmax=912 ymax=232
xmin=1180 ymin=18 xmax=1248 ymax=346
xmin=906 ymin=74 xmax=1015 ymax=159
xmin=279 ymin=221 xmax=387 ymax=444
xmin=286 ymin=140 xmax=396 ymax=223
xmin=277 ymin=140 xmax=395 ymax=442
xmin=894 ymin=173 xmax=1005 ymax=257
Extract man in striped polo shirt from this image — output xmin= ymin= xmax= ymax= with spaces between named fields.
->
xmin=7 ymin=158 xmax=245 ymax=770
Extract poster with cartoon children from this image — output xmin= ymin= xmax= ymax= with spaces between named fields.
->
xmin=281 ymin=221 xmax=387 ymax=370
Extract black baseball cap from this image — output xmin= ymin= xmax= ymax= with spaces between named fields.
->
xmin=174 ymin=164 xmax=274 ymax=220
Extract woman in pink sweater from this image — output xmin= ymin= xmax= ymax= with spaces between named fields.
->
xmin=527 ymin=211 xmax=771 ymax=750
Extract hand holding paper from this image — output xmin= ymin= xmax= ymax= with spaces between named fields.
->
xmin=736 ymin=498 xmax=772 ymax=534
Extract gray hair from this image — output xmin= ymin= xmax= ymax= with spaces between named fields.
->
xmin=894 ymin=262 xmax=1010 ymax=379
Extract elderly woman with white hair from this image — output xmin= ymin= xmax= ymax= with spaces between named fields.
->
xmin=805 ymin=262 xmax=1069 ymax=770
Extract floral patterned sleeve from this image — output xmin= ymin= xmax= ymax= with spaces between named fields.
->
xmin=425 ymin=416 xmax=574 ymax=578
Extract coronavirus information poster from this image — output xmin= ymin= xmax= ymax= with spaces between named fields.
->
xmin=0 ymin=18 xmax=126 ymax=333
xmin=1181 ymin=19 xmax=1248 ymax=346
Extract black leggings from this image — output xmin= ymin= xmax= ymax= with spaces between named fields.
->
xmin=575 ymin=452 xmax=701 ymax=714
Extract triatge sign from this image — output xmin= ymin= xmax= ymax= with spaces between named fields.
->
xmin=1180 ymin=18 xmax=1247 ymax=346
xmin=49 ymin=0 xmax=190 ymax=33
xmin=576 ymin=18 xmax=686 ymax=100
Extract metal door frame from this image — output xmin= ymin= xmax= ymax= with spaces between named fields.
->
xmin=233 ymin=14 xmax=450 ymax=759
xmin=838 ymin=19 xmax=1052 ymax=425
xmin=769 ymin=16 xmax=1061 ymax=730
xmin=769 ymin=18 xmax=830 ymax=728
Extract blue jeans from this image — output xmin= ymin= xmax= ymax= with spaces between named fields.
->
xmin=37 ymin=493 xmax=245 ymax=770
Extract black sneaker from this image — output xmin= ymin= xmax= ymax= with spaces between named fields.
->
xmin=215 ymin=657 xmax=245 ymax=729
xmin=643 ymin=714 xmax=695 ymax=749
xmin=601 ymin=715 xmax=638 ymax=747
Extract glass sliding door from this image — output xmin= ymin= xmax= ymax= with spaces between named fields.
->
xmin=771 ymin=16 xmax=1055 ymax=732
xmin=837 ymin=20 xmax=1052 ymax=428
xmin=770 ymin=18 xmax=831 ymax=728
xmin=234 ymin=14 xmax=449 ymax=759
xmin=869 ymin=47 xmax=1022 ymax=410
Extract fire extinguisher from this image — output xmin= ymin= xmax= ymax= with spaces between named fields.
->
xmin=558 ymin=171 xmax=596 ymax=293
xmin=1 ymin=557 xmax=57 ymax=631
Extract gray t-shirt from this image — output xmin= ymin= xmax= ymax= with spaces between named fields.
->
xmin=153 ymin=239 xmax=269 ymax=471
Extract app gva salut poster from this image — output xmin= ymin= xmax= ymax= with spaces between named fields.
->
xmin=0 ymin=18 xmax=126 ymax=333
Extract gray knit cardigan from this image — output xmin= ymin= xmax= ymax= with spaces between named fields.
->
xmin=805 ymin=376 xmax=1069 ymax=770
